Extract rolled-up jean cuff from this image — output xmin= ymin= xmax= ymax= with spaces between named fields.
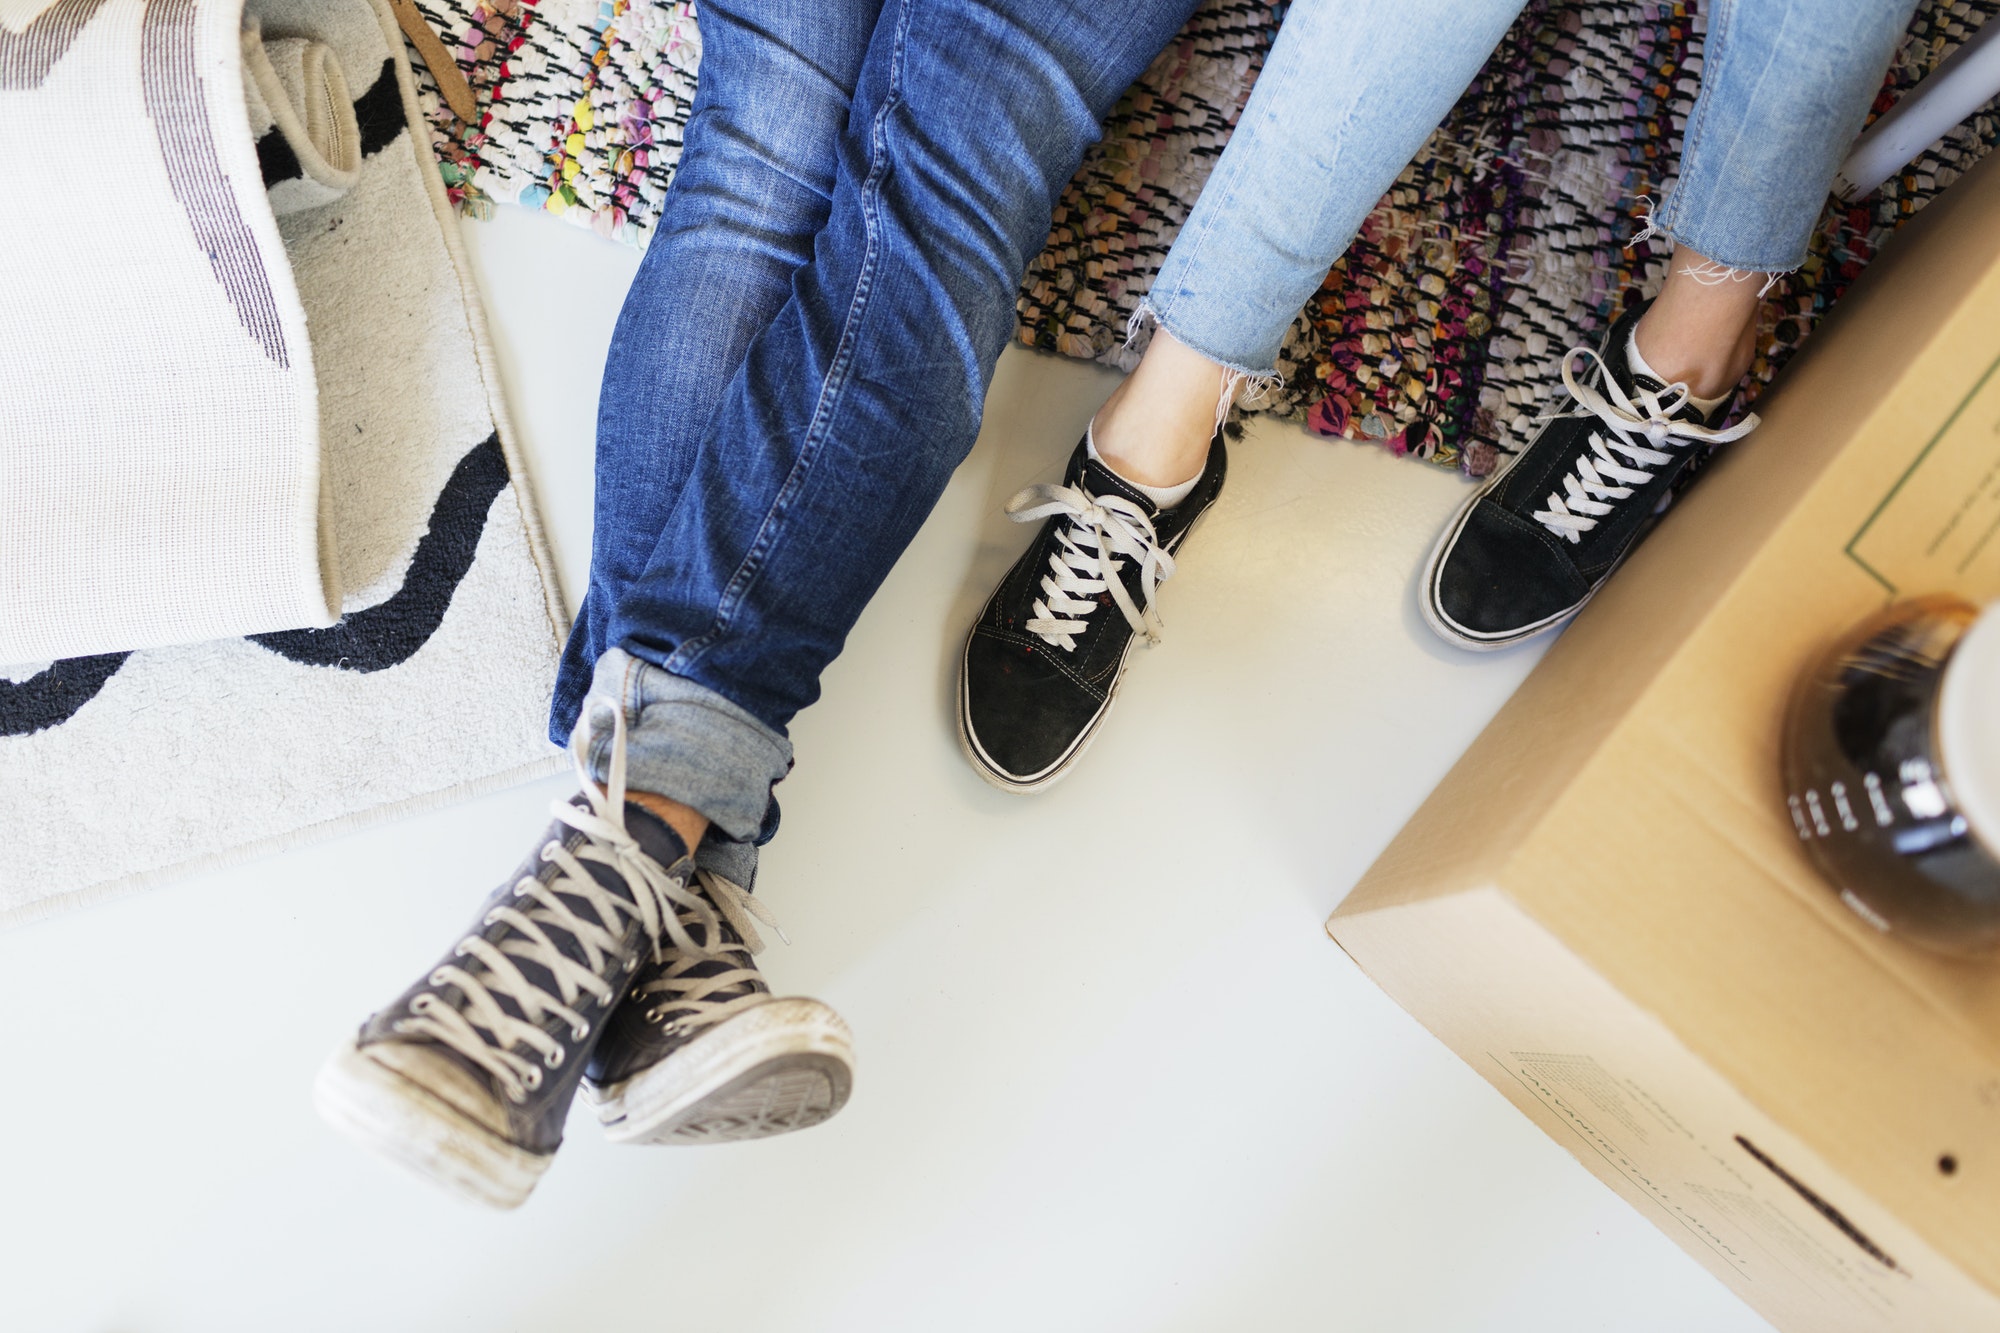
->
xmin=575 ymin=647 xmax=793 ymax=875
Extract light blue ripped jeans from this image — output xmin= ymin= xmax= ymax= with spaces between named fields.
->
xmin=1141 ymin=0 xmax=1920 ymax=378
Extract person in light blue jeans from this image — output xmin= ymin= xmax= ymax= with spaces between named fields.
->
xmin=955 ymin=0 xmax=1920 ymax=793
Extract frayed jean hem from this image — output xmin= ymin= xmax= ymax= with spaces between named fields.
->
xmin=1126 ymin=300 xmax=1285 ymax=428
xmin=1634 ymin=193 xmax=1801 ymax=296
xmin=1127 ymin=299 xmax=1282 ymax=383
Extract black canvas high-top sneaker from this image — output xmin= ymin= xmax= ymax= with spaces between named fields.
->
xmin=958 ymin=429 xmax=1226 ymax=792
xmin=588 ymin=869 xmax=854 ymax=1145
xmin=314 ymin=711 xmax=701 ymax=1208
xmin=1421 ymin=300 xmax=1758 ymax=649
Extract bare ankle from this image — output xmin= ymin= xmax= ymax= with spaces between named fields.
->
xmin=1091 ymin=329 xmax=1229 ymax=488
xmin=1633 ymin=317 xmax=1755 ymax=401
xmin=1635 ymin=245 xmax=1764 ymax=399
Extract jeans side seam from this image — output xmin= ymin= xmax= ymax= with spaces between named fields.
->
xmin=1148 ymin=175 xmax=1230 ymax=329
xmin=666 ymin=0 xmax=913 ymax=677
xmin=1150 ymin=24 xmax=1353 ymax=361
xmin=1659 ymin=0 xmax=1731 ymax=241
xmin=1149 ymin=43 xmax=1260 ymax=327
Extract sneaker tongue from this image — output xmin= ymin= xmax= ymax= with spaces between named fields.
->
xmin=454 ymin=802 xmax=690 ymax=1035
xmin=1628 ymin=370 xmax=1716 ymax=427
xmin=616 ymin=801 xmax=693 ymax=872
xmin=1604 ymin=315 xmax=1720 ymax=428
xmin=1076 ymin=455 xmax=1158 ymax=517
xmin=512 ymin=801 xmax=689 ymax=990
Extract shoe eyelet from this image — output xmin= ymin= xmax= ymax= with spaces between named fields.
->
xmin=545 ymin=1048 xmax=565 ymax=1070
xmin=428 ymin=970 xmax=449 ymax=988
xmin=571 ymin=1021 xmax=590 ymax=1041
xmin=645 ymin=1008 xmax=665 ymax=1025
xmin=522 ymin=1068 xmax=543 ymax=1091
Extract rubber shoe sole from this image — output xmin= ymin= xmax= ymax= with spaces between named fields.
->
xmin=313 ymin=1039 xmax=550 ymax=1210
xmin=594 ymin=997 xmax=855 ymax=1145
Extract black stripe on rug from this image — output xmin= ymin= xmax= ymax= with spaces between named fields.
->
xmin=250 ymin=434 xmax=510 ymax=672
xmin=256 ymin=57 xmax=404 ymax=190
xmin=354 ymin=58 xmax=404 ymax=158
xmin=256 ymin=127 xmax=302 ymax=188
xmin=0 ymin=652 xmax=133 ymax=738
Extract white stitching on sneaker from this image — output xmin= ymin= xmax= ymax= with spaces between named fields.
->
xmin=1530 ymin=346 xmax=1758 ymax=545
xmin=391 ymin=708 xmax=730 ymax=1102
xmin=1006 ymin=484 xmax=1174 ymax=651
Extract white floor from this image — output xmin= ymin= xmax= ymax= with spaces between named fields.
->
xmin=0 ymin=208 xmax=1775 ymax=1333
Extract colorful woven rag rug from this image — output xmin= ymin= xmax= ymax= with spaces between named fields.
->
xmin=404 ymin=0 xmax=2000 ymax=477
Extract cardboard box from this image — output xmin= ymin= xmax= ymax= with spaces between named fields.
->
xmin=1329 ymin=152 xmax=2000 ymax=1332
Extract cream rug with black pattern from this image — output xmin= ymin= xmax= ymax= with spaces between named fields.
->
xmin=0 ymin=0 xmax=566 ymax=924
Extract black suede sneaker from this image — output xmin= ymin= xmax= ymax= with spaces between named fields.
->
xmin=1422 ymin=301 xmax=1757 ymax=650
xmin=588 ymin=869 xmax=854 ymax=1145
xmin=959 ymin=428 xmax=1226 ymax=791
xmin=314 ymin=714 xmax=699 ymax=1208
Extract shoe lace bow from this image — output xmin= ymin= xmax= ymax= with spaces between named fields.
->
xmin=1531 ymin=347 xmax=1757 ymax=545
xmin=393 ymin=707 xmax=777 ymax=1101
xmin=1006 ymin=481 xmax=1174 ymax=651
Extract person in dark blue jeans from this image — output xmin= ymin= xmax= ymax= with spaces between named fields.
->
xmin=314 ymin=0 xmax=1203 ymax=1208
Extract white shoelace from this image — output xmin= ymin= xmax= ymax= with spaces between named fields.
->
xmin=632 ymin=868 xmax=787 ymax=1035
xmin=393 ymin=707 xmax=777 ymax=1102
xmin=1531 ymin=347 xmax=1758 ymax=545
xmin=1007 ymin=483 xmax=1174 ymax=651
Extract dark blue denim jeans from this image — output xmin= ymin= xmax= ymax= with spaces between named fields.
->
xmin=552 ymin=0 xmax=1201 ymax=874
